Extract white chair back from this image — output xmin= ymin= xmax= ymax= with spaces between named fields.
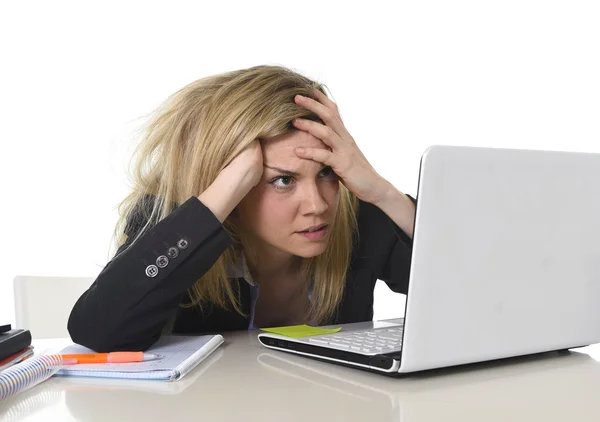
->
xmin=13 ymin=275 xmax=94 ymax=339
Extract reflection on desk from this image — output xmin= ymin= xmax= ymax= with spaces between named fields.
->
xmin=2 ymin=331 xmax=600 ymax=422
xmin=0 ymin=382 xmax=62 ymax=422
xmin=257 ymin=348 xmax=600 ymax=421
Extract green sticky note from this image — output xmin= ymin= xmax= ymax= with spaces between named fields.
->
xmin=261 ymin=324 xmax=342 ymax=338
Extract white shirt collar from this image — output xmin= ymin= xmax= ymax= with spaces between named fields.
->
xmin=228 ymin=251 xmax=315 ymax=302
xmin=227 ymin=250 xmax=257 ymax=286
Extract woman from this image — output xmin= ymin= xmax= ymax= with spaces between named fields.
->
xmin=67 ymin=65 xmax=417 ymax=352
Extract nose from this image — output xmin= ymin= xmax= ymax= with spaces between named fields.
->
xmin=300 ymin=182 xmax=329 ymax=216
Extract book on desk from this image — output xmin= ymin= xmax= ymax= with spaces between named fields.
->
xmin=0 ymin=324 xmax=33 ymax=370
xmin=55 ymin=334 xmax=224 ymax=381
xmin=1 ymin=331 xmax=224 ymax=402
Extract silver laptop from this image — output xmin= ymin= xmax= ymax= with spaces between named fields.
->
xmin=258 ymin=145 xmax=600 ymax=375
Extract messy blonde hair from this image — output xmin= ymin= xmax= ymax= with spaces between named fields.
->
xmin=113 ymin=65 xmax=359 ymax=324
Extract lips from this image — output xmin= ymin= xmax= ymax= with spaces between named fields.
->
xmin=299 ymin=224 xmax=328 ymax=233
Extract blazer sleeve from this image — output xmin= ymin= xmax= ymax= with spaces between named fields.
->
xmin=67 ymin=196 xmax=233 ymax=352
xmin=355 ymin=194 xmax=416 ymax=295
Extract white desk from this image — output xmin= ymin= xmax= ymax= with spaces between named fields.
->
xmin=2 ymin=331 xmax=600 ymax=421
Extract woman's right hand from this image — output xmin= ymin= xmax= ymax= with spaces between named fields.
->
xmin=223 ymin=140 xmax=264 ymax=189
xmin=198 ymin=140 xmax=264 ymax=223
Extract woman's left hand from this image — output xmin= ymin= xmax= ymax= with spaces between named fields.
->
xmin=292 ymin=89 xmax=390 ymax=205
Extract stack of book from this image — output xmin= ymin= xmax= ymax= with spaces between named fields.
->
xmin=0 ymin=324 xmax=33 ymax=372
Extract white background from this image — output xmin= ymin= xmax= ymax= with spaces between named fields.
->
xmin=1 ymin=1 xmax=598 ymax=328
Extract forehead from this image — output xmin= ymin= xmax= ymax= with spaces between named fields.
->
xmin=263 ymin=130 xmax=329 ymax=158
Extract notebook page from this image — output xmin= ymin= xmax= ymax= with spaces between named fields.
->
xmin=57 ymin=347 xmax=224 ymax=391
xmin=57 ymin=335 xmax=220 ymax=373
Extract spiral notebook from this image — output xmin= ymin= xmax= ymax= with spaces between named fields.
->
xmin=55 ymin=335 xmax=224 ymax=381
xmin=1 ymin=354 xmax=63 ymax=401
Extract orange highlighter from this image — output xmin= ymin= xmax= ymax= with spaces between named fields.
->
xmin=61 ymin=352 xmax=161 ymax=364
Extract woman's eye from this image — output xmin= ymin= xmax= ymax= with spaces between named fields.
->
xmin=270 ymin=176 xmax=293 ymax=189
xmin=320 ymin=166 xmax=335 ymax=177
xmin=269 ymin=168 xmax=335 ymax=190
xmin=278 ymin=176 xmax=292 ymax=185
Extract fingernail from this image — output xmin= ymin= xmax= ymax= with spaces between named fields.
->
xmin=295 ymin=147 xmax=305 ymax=154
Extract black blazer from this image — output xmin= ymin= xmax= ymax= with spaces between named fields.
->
xmin=68 ymin=195 xmax=416 ymax=352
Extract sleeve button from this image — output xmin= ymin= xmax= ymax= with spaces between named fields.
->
xmin=167 ymin=246 xmax=179 ymax=259
xmin=156 ymin=255 xmax=169 ymax=268
xmin=177 ymin=239 xmax=189 ymax=250
xmin=145 ymin=264 xmax=159 ymax=278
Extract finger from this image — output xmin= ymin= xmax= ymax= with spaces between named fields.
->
xmin=311 ymin=87 xmax=339 ymax=113
xmin=294 ymin=95 xmax=348 ymax=137
xmin=292 ymin=118 xmax=341 ymax=149
xmin=294 ymin=147 xmax=335 ymax=167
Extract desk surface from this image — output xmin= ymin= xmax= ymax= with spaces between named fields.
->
xmin=2 ymin=331 xmax=600 ymax=421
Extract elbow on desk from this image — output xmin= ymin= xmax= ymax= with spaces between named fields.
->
xmin=67 ymin=316 xmax=159 ymax=352
xmin=67 ymin=305 xmax=114 ymax=352
xmin=67 ymin=301 xmax=159 ymax=352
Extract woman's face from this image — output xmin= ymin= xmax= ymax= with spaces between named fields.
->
xmin=236 ymin=130 xmax=340 ymax=260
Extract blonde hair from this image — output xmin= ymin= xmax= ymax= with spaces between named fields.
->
xmin=114 ymin=65 xmax=359 ymax=324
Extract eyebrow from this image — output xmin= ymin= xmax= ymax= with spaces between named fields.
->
xmin=264 ymin=164 xmax=326 ymax=177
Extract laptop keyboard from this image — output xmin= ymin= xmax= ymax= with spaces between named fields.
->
xmin=305 ymin=325 xmax=404 ymax=355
